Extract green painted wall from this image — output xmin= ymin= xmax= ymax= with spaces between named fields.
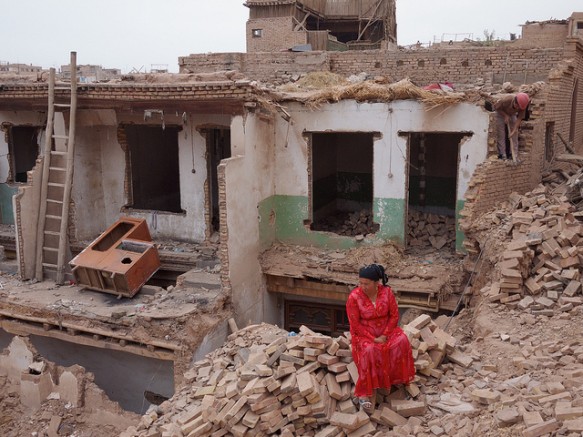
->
xmin=258 ymin=195 xmax=406 ymax=249
xmin=455 ymin=199 xmax=466 ymax=253
xmin=0 ymin=184 xmax=17 ymax=225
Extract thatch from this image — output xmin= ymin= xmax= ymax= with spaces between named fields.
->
xmin=301 ymin=78 xmax=468 ymax=109
xmin=279 ymin=71 xmax=348 ymax=92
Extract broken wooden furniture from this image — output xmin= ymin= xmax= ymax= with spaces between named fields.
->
xmin=69 ymin=217 xmax=160 ymax=298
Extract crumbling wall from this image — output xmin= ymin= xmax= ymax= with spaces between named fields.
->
xmin=179 ymin=46 xmax=565 ymax=86
xmin=519 ymin=22 xmax=569 ymax=49
xmin=247 ymin=17 xmax=307 ymax=52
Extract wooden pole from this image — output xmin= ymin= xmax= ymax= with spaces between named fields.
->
xmin=56 ymin=52 xmax=77 ymax=284
xmin=34 ymin=68 xmax=56 ymax=281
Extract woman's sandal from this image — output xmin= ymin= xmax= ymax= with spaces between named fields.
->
xmin=358 ymin=398 xmax=373 ymax=412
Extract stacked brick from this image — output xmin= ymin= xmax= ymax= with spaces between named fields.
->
xmin=482 ymin=184 xmax=583 ymax=313
xmin=124 ymin=318 xmax=474 ymax=437
xmin=407 ymin=210 xmax=456 ymax=250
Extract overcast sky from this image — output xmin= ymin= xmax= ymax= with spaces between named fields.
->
xmin=2 ymin=1 xmax=579 ymax=73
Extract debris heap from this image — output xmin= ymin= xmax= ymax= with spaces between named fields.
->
xmin=407 ymin=210 xmax=456 ymax=251
xmin=480 ymin=184 xmax=583 ymax=313
xmin=124 ymin=317 xmax=474 ymax=437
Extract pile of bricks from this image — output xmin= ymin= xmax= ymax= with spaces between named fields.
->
xmin=407 ymin=210 xmax=456 ymax=250
xmin=125 ymin=317 xmax=474 ymax=437
xmin=482 ymin=184 xmax=583 ymax=313
xmin=313 ymin=209 xmax=379 ymax=237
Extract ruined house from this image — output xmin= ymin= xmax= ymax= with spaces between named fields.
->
xmin=0 ymin=4 xmax=582 ymax=414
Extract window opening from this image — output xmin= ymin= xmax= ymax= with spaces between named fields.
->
xmin=124 ymin=125 xmax=182 ymax=213
xmin=310 ymin=132 xmax=378 ymax=236
xmin=252 ymin=29 xmax=263 ymax=38
xmin=206 ymin=128 xmax=231 ymax=232
xmin=8 ymin=126 xmax=41 ymax=183
xmin=406 ymin=132 xmax=466 ymax=254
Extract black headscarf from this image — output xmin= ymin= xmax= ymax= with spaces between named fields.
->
xmin=358 ymin=264 xmax=388 ymax=286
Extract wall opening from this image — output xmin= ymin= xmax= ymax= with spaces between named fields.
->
xmin=285 ymin=300 xmax=349 ymax=337
xmin=206 ymin=128 xmax=231 ymax=233
xmin=309 ymin=132 xmax=379 ymax=236
xmin=8 ymin=126 xmax=41 ymax=183
xmin=406 ymin=132 xmax=466 ymax=254
xmin=545 ymin=122 xmax=555 ymax=162
xmin=124 ymin=125 xmax=182 ymax=213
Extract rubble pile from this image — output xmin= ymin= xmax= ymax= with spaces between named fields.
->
xmin=125 ymin=317 xmax=475 ymax=437
xmin=480 ymin=184 xmax=583 ymax=313
xmin=408 ymin=210 xmax=456 ymax=251
xmin=312 ymin=209 xmax=380 ymax=237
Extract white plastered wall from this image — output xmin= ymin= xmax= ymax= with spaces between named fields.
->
xmin=73 ymin=110 xmax=231 ymax=242
xmin=274 ymin=100 xmax=489 ymax=209
xmin=223 ymin=112 xmax=278 ymax=326
xmin=0 ymin=111 xmax=46 ymax=183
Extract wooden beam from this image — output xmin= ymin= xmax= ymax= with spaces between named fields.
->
xmin=0 ymin=319 xmax=175 ymax=361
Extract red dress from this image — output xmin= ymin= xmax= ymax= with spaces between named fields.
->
xmin=346 ymin=284 xmax=415 ymax=397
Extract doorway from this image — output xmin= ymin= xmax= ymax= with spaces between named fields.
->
xmin=8 ymin=126 xmax=41 ymax=183
xmin=406 ymin=133 xmax=465 ymax=253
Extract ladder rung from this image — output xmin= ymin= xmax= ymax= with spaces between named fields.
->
xmin=43 ymin=247 xmax=58 ymax=252
xmin=52 ymin=135 xmax=69 ymax=140
xmin=44 ymin=231 xmax=60 ymax=236
xmin=54 ymin=103 xmax=71 ymax=108
xmin=47 ymin=199 xmax=63 ymax=204
xmin=50 ymin=151 xmax=67 ymax=156
xmin=46 ymin=214 xmax=62 ymax=220
xmin=42 ymin=263 xmax=57 ymax=268
xmin=49 ymin=166 xmax=66 ymax=171
xmin=48 ymin=182 xmax=65 ymax=188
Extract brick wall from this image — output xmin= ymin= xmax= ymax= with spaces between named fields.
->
xmin=519 ymin=23 xmax=568 ymax=48
xmin=179 ymin=46 xmax=565 ymax=87
xmin=247 ymin=17 xmax=307 ymax=52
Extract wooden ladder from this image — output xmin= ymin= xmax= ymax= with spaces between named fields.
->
xmin=35 ymin=52 xmax=78 ymax=284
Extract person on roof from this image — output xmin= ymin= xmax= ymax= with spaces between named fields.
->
xmin=494 ymin=92 xmax=530 ymax=161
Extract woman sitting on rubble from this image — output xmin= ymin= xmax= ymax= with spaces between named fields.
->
xmin=346 ymin=264 xmax=416 ymax=412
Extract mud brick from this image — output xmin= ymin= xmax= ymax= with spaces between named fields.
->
xmin=338 ymin=399 xmax=357 ymax=414
xmin=535 ymin=296 xmax=555 ymax=308
xmin=330 ymin=412 xmax=361 ymax=431
xmin=280 ymin=354 xmax=305 ymax=366
xmin=346 ymin=421 xmax=375 ymax=437
xmin=508 ymin=237 xmax=529 ymax=250
xmin=377 ymin=406 xmax=408 ymax=426
xmin=499 ymin=258 xmax=520 ymax=270
xmin=544 ymin=260 xmax=561 ymax=271
xmin=332 ymin=370 xmax=349 ymax=384
xmin=518 ymin=296 xmax=535 ymax=310
xmin=405 ymin=383 xmax=420 ymax=398
xmin=304 ymin=335 xmax=333 ymax=346
xmin=555 ymin=405 xmax=583 ymax=420
xmin=432 ymin=328 xmax=457 ymax=351
xmin=265 ymin=337 xmax=287 ymax=355
xmin=224 ymin=396 xmax=249 ymax=422
xmin=546 ymin=290 xmax=559 ymax=301
xmin=327 ymin=362 xmax=348 ymax=373
xmin=231 ymin=423 xmax=250 ymax=437
xmin=501 ymin=294 xmax=521 ymax=304
xmin=501 ymin=268 xmax=523 ymax=281
xmin=522 ymin=419 xmax=559 ymax=437
xmin=181 ymin=416 xmax=205 ymax=435
xmin=242 ymin=410 xmax=260 ymax=428
xmin=420 ymin=327 xmax=438 ymax=349
xmin=403 ymin=325 xmax=421 ymax=340
xmin=255 ymin=365 xmax=273 ymax=377
xmin=559 ymin=296 xmax=583 ymax=306
xmin=287 ymin=349 xmax=304 ymax=358
xmin=324 ymin=372 xmax=343 ymax=400
xmin=560 ymin=256 xmax=580 ymax=268
xmin=317 ymin=354 xmax=340 ymax=366
xmin=250 ymin=395 xmax=278 ymax=413
xmin=274 ymin=364 xmax=295 ymax=380
xmin=335 ymin=348 xmax=352 ymax=358
xmin=306 ymin=388 xmax=321 ymax=404
xmin=392 ymin=401 xmax=426 ymax=417
xmin=340 ymin=382 xmax=352 ymax=401
xmin=526 ymin=233 xmax=543 ymax=245
xmin=538 ymin=392 xmax=572 ymax=404
xmin=216 ymin=399 xmax=236 ymax=425
xmin=266 ymin=344 xmax=287 ymax=367
xmin=523 ymin=411 xmax=544 ymax=427
xmin=428 ymin=347 xmax=446 ymax=368
xmin=297 ymin=371 xmax=316 ymax=397
xmin=448 ymin=349 xmax=473 ymax=367
xmin=543 ymin=280 xmax=563 ymax=291
xmin=562 ymin=269 xmax=581 ymax=281
xmin=297 ymin=361 xmax=321 ymax=375
xmin=407 ymin=314 xmax=432 ymax=330
xmin=471 ymin=389 xmax=501 ymax=404
xmin=187 ymin=422 xmax=213 ymax=437
xmin=564 ymin=418 xmax=583 ymax=432
xmin=242 ymin=378 xmax=260 ymax=396
xmin=503 ymin=250 xmax=523 ymax=259
xmin=531 ymin=309 xmax=554 ymax=316
xmin=177 ymin=406 xmax=203 ymax=425
xmin=314 ymin=425 xmax=341 ymax=437
xmin=524 ymin=278 xmax=542 ymax=294
xmin=194 ymin=385 xmax=216 ymax=398
xmin=228 ymin=405 xmax=250 ymax=428
xmin=564 ymin=280 xmax=582 ymax=297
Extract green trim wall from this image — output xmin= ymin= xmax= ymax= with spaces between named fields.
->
xmin=0 ymin=184 xmax=17 ymax=225
xmin=258 ymin=195 xmax=406 ymax=249
xmin=455 ymin=199 xmax=466 ymax=253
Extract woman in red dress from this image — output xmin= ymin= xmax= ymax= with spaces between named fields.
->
xmin=346 ymin=264 xmax=415 ymax=411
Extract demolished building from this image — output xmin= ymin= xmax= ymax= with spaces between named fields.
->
xmin=0 ymin=2 xmax=582 ymax=419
